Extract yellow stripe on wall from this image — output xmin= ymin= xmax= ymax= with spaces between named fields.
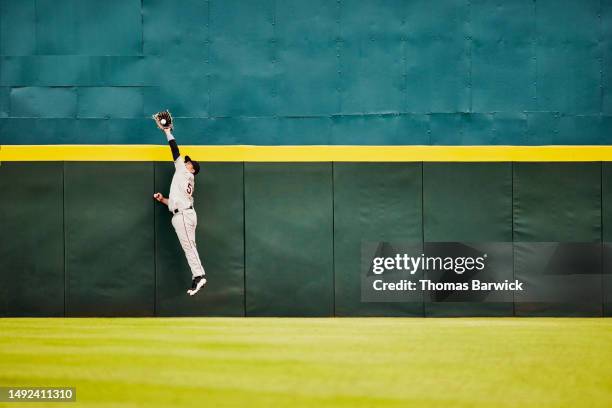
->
xmin=1 ymin=145 xmax=612 ymax=162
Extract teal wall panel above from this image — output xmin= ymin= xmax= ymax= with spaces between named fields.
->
xmin=209 ymin=0 xmax=276 ymax=117
xmin=0 ymin=56 xmax=153 ymax=87
xmin=535 ymin=0 xmax=601 ymax=114
xmin=78 ymin=87 xmax=144 ymax=118
xmin=0 ymin=0 xmax=610 ymax=144
xmin=0 ymin=118 xmax=77 ymax=144
xmin=604 ymin=0 xmax=612 ymax=114
xmin=275 ymin=0 xmax=338 ymax=116
xmin=144 ymin=56 xmax=209 ymax=117
xmin=404 ymin=0 xmax=470 ymax=113
xmin=36 ymin=0 xmax=142 ymax=55
xmin=0 ymin=0 xmax=36 ymax=56
xmin=471 ymin=0 xmax=536 ymax=112
xmin=339 ymin=0 xmax=405 ymax=114
xmin=0 ymin=87 xmax=8 ymax=117
xmin=143 ymin=0 xmax=209 ymax=56
xmin=10 ymin=87 xmax=76 ymax=118
xmin=430 ymin=113 xmax=529 ymax=145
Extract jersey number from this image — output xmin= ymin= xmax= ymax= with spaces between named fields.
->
xmin=186 ymin=183 xmax=193 ymax=195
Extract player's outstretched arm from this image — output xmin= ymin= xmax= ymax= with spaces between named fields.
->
xmin=153 ymin=192 xmax=169 ymax=206
xmin=160 ymin=128 xmax=180 ymax=161
xmin=167 ymin=133 xmax=181 ymax=161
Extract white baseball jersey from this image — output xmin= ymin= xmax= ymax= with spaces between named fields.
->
xmin=168 ymin=155 xmax=195 ymax=213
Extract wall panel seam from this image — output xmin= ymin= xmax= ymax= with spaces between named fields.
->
xmin=153 ymin=161 xmax=157 ymax=316
xmin=511 ymin=161 xmax=515 ymax=317
xmin=601 ymin=161 xmax=604 ymax=314
xmin=421 ymin=162 xmax=425 ymax=316
xmin=242 ymin=162 xmax=247 ymax=316
xmin=332 ymin=162 xmax=336 ymax=316
xmin=63 ymin=161 xmax=66 ymax=316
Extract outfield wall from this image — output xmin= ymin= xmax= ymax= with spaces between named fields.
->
xmin=1 ymin=1 xmax=612 ymax=316
xmin=0 ymin=161 xmax=610 ymax=317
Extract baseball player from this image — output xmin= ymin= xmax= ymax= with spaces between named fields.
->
xmin=152 ymin=113 xmax=207 ymax=296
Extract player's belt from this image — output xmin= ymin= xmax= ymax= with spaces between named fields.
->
xmin=173 ymin=206 xmax=193 ymax=214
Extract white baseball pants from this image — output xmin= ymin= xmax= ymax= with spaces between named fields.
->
xmin=171 ymin=209 xmax=206 ymax=279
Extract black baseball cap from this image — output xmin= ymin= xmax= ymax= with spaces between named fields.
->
xmin=184 ymin=156 xmax=200 ymax=175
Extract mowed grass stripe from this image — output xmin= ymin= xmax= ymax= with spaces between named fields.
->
xmin=0 ymin=318 xmax=610 ymax=408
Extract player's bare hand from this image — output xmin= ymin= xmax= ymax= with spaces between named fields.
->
xmin=153 ymin=192 xmax=164 ymax=202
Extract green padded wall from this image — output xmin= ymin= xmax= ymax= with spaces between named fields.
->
xmin=155 ymin=162 xmax=245 ymax=316
xmin=513 ymin=163 xmax=602 ymax=316
xmin=245 ymin=163 xmax=333 ymax=316
xmin=603 ymin=163 xmax=612 ymax=317
xmin=423 ymin=163 xmax=513 ymax=316
xmin=333 ymin=163 xmax=423 ymax=316
xmin=64 ymin=163 xmax=155 ymax=316
xmin=0 ymin=162 xmax=64 ymax=316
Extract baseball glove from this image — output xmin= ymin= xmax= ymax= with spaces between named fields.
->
xmin=152 ymin=110 xmax=173 ymax=130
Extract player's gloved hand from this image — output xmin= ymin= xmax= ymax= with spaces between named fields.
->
xmin=152 ymin=110 xmax=173 ymax=131
xmin=153 ymin=192 xmax=164 ymax=202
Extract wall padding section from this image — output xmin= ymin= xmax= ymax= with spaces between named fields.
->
xmin=245 ymin=163 xmax=333 ymax=316
xmin=155 ymin=162 xmax=245 ymax=316
xmin=275 ymin=0 xmax=338 ymax=116
xmin=423 ymin=163 xmax=513 ymax=316
xmin=535 ymin=0 xmax=601 ymax=114
xmin=64 ymin=162 xmax=155 ymax=316
xmin=604 ymin=0 xmax=612 ymax=114
xmin=0 ymin=1 xmax=611 ymax=144
xmin=0 ymin=162 xmax=64 ymax=316
xmin=0 ymin=87 xmax=9 ymax=117
xmin=471 ymin=0 xmax=535 ymax=111
xmin=603 ymin=163 xmax=612 ymax=316
xmin=0 ymin=0 xmax=36 ymax=56
xmin=209 ymin=0 xmax=276 ymax=117
xmin=10 ymin=87 xmax=77 ymax=118
xmin=513 ymin=163 xmax=602 ymax=316
xmin=404 ymin=0 xmax=470 ymax=113
xmin=333 ymin=163 xmax=423 ymax=316
xmin=36 ymin=0 xmax=142 ymax=55
xmin=339 ymin=0 xmax=404 ymax=114
xmin=77 ymin=87 xmax=144 ymax=118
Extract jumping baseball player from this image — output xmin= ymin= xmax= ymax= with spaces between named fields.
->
xmin=152 ymin=111 xmax=207 ymax=296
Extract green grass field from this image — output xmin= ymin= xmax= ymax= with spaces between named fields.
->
xmin=0 ymin=318 xmax=610 ymax=407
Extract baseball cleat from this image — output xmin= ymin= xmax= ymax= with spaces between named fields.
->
xmin=187 ymin=275 xmax=206 ymax=296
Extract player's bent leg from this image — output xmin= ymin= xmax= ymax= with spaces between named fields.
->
xmin=172 ymin=213 xmax=207 ymax=295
